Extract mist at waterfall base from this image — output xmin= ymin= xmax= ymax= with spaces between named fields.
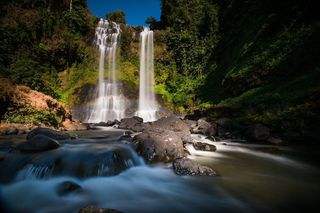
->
xmin=1 ymin=130 xmax=320 ymax=213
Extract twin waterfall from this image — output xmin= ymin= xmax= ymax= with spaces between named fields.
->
xmin=87 ymin=19 xmax=157 ymax=123
xmin=87 ymin=19 xmax=126 ymax=123
xmin=136 ymin=28 xmax=158 ymax=122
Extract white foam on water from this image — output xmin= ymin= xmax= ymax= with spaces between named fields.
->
xmin=1 ymin=166 xmax=253 ymax=213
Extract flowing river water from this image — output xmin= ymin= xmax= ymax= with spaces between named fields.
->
xmin=0 ymin=128 xmax=319 ymax=213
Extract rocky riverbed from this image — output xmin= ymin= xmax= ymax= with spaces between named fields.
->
xmin=1 ymin=116 xmax=319 ymax=213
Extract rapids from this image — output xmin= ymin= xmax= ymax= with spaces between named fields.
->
xmin=0 ymin=129 xmax=319 ymax=213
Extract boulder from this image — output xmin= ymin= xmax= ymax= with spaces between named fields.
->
xmin=245 ymin=124 xmax=270 ymax=141
xmin=118 ymin=116 xmax=144 ymax=132
xmin=106 ymin=120 xmax=116 ymax=126
xmin=16 ymin=135 xmax=60 ymax=152
xmin=193 ymin=142 xmax=216 ymax=152
xmin=79 ymin=205 xmax=123 ymax=213
xmin=133 ymin=128 xmax=185 ymax=163
xmin=94 ymin=120 xmax=117 ymax=127
xmin=191 ymin=118 xmax=216 ymax=136
xmin=56 ymin=180 xmax=82 ymax=196
xmin=93 ymin=122 xmax=108 ymax=127
xmin=173 ymin=158 xmax=217 ymax=176
xmin=62 ymin=119 xmax=88 ymax=131
xmin=147 ymin=116 xmax=190 ymax=134
xmin=145 ymin=116 xmax=193 ymax=144
xmin=27 ymin=127 xmax=73 ymax=140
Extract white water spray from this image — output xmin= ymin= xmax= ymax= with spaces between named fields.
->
xmin=87 ymin=19 xmax=126 ymax=123
xmin=136 ymin=27 xmax=158 ymax=122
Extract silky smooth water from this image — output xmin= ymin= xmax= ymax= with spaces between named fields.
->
xmin=0 ymin=131 xmax=319 ymax=213
xmin=87 ymin=19 xmax=126 ymax=123
xmin=136 ymin=28 xmax=158 ymax=122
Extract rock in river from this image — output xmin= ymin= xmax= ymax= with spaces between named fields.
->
xmin=173 ymin=158 xmax=217 ymax=176
xmin=27 ymin=127 xmax=73 ymax=140
xmin=56 ymin=180 xmax=82 ymax=196
xmin=118 ymin=116 xmax=144 ymax=132
xmin=145 ymin=116 xmax=193 ymax=143
xmin=193 ymin=142 xmax=216 ymax=152
xmin=16 ymin=135 xmax=60 ymax=152
xmin=133 ymin=128 xmax=185 ymax=163
xmin=147 ymin=116 xmax=190 ymax=134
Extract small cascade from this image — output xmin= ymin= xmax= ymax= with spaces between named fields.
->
xmin=136 ymin=27 xmax=158 ymax=122
xmin=16 ymin=164 xmax=54 ymax=180
xmin=0 ymin=143 xmax=144 ymax=182
xmin=87 ymin=19 xmax=126 ymax=123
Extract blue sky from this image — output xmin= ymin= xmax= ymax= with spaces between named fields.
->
xmin=87 ymin=0 xmax=161 ymax=26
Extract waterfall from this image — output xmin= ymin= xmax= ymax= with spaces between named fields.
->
xmin=87 ymin=19 xmax=126 ymax=123
xmin=136 ymin=27 xmax=158 ymax=122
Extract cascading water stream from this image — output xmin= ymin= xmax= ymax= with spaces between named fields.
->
xmin=136 ymin=27 xmax=158 ymax=122
xmin=87 ymin=19 xmax=126 ymax=123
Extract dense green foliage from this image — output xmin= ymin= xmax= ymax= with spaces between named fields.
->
xmin=106 ymin=10 xmax=126 ymax=24
xmin=0 ymin=0 xmax=96 ymax=100
xmin=3 ymin=107 xmax=62 ymax=127
xmin=159 ymin=0 xmax=219 ymax=110
xmin=160 ymin=0 xmax=320 ymax=139
xmin=1 ymin=0 xmax=319 ymax=140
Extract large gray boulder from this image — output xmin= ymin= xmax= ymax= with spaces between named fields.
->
xmin=133 ymin=128 xmax=185 ymax=163
xmin=147 ymin=116 xmax=190 ymax=134
xmin=27 ymin=127 xmax=73 ymax=140
xmin=16 ymin=135 xmax=60 ymax=152
xmin=173 ymin=158 xmax=217 ymax=176
xmin=145 ymin=116 xmax=193 ymax=143
xmin=118 ymin=116 xmax=144 ymax=132
xmin=245 ymin=124 xmax=270 ymax=141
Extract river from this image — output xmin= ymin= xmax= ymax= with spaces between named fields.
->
xmin=0 ymin=128 xmax=319 ymax=213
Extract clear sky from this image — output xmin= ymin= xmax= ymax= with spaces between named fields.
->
xmin=87 ymin=0 xmax=161 ymax=26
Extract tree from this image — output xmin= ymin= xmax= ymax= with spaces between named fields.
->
xmin=145 ymin=16 xmax=156 ymax=25
xmin=106 ymin=10 xmax=126 ymax=24
xmin=145 ymin=16 xmax=162 ymax=30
